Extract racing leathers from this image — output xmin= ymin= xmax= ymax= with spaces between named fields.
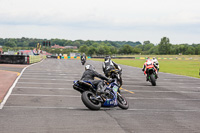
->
xmin=142 ymin=59 xmax=158 ymax=80
xmin=102 ymin=60 xmax=121 ymax=77
xmin=81 ymin=69 xmax=109 ymax=94
xmin=152 ymin=58 xmax=159 ymax=71
xmin=80 ymin=55 xmax=86 ymax=61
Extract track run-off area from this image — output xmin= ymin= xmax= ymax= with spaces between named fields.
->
xmin=1 ymin=58 xmax=200 ymax=133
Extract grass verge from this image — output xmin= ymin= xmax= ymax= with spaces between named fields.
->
xmin=90 ymin=58 xmax=200 ymax=78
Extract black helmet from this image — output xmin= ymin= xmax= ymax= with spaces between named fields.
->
xmin=85 ymin=64 xmax=95 ymax=71
xmin=104 ymin=56 xmax=111 ymax=61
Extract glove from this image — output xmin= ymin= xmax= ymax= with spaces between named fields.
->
xmin=142 ymin=68 xmax=144 ymax=71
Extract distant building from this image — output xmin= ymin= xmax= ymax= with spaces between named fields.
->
xmin=51 ymin=44 xmax=65 ymax=49
xmin=18 ymin=50 xmax=34 ymax=55
xmin=51 ymin=44 xmax=77 ymax=49
xmin=65 ymin=46 xmax=78 ymax=49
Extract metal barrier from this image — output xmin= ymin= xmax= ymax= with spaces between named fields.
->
xmin=0 ymin=55 xmax=46 ymax=64
xmin=0 ymin=55 xmax=29 ymax=64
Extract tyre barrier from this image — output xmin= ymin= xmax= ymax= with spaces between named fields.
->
xmin=0 ymin=55 xmax=45 ymax=64
xmin=0 ymin=55 xmax=29 ymax=64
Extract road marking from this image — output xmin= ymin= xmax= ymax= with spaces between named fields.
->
xmin=127 ymin=109 xmax=200 ymax=112
xmin=17 ymin=81 xmax=73 ymax=84
xmin=25 ymin=70 xmax=63 ymax=72
xmin=20 ymin=78 xmax=75 ymax=80
xmin=122 ymin=85 xmax=168 ymax=87
xmin=11 ymin=94 xmax=80 ymax=97
xmin=22 ymin=73 xmax=80 ymax=75
xmin=120 ymin=88 xmax=135 ymax=94
xmin=176 ymin=83 xmax=200 ymax=85
xmin=3 ymin=106 xmax=84 ymax=109
xmin=0 ymin=60 xmax=44 ymax=109
xmin=126 ymin=97 xmax=200 ymax=101
xmin=162 ymin=79 xmax=200 ymax=82
xmin=0 ymin=70 xmax=20 ymax=75
xmin=129 ymin=90 xmax=200 ymax=93
xmin=15 ymin=86 xmax=73 ymax=90
xmin=3 ymin=106 xmax=200 ymax=112
xmin=21 ymin=76 xmax=80 ymax=78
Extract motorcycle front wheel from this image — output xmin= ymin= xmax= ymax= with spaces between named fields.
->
xmin=81 ymin=91 xmax=101 ymax=110
xmin=117 ymin=93 xmax=129 ymax=110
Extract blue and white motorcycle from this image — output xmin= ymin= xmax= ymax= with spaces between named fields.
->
xmin=73 ymin=79 xmax=129 ymax=110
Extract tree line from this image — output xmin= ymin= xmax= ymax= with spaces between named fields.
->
xmin=0 ymin=37 xmax=200 ymax=55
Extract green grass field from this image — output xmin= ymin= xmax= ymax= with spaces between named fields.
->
xmin=90 ymin=58 xmax=200 ymax=78
xmin=113 ymin=54 xmax=200 ymax=59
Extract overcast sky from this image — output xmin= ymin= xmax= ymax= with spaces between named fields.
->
xmin=0 ymin=0 xmax=200 ymax=44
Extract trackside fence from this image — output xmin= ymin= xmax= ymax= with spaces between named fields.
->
xmin=0 ymin=55 xmax=46 ymax=64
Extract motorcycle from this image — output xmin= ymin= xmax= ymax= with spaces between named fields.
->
xmin=81 ymin=57 xmax=86 ymax=65
xmin=109 ymin=69 xmax=122 ymax=87
xmin=146 ymin=67 xmax=157 ymax=86
xmin=73 ymin=79 xmax=129 ymax=110
xmin=81 ymin=59 xmax=86 ymax=65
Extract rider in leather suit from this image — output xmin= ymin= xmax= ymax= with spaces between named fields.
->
xmin=80 ymin=53 xmax=86 ymax=62
xmin=81 ymin=64 xmax=111 ymax=94
xmin=102 ymin=56 xmax=121 ymax=77
xmin=142 ymin=58 xmax=158 ymax=81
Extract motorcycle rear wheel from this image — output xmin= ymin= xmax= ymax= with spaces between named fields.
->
xmin=117 ymin=93 xmax=129 ymax=110
xmin=150 ymin=74 xmax=156 ymax=86
xmin=81 ymin=61 xmax=85 ymax=65
xmin=81 ymin=91 xmax=101 ymax=110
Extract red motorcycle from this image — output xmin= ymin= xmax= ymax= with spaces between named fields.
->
xmin=143 ymin=61 xmax=158 ymax=86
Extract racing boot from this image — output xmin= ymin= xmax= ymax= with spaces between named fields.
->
xmin=96 ymin=83 xmax=105 ymax=95
xmin=97 ymin=83 xmax=109 ymax=95
xmin=96 ymin=88 xmax=104 ymax=95
xmin=155 ymin=71 xmax=158 ymax=79
xmin=155 ymin=74 xmax=158 ymax=79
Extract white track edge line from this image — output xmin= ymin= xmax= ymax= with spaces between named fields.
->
xmin=0 ymin=60 xmax=44 ymax=109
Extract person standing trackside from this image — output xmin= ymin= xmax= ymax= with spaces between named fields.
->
xmin=59 ymin=53 xmax=62 ymax=59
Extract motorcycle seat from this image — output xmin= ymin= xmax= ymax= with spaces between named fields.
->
xmin=77 ymin=80 xmax=95 ymax=88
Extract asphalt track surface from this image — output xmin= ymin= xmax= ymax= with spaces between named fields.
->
xmin=0 ymin=58 xmax=200 ymax=133
xmin=0 ymin=65 xmax=25 ymax=73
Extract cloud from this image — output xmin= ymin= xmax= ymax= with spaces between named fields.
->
xmin=1 ymin=0 xmax=200 ymax=25
xmin=0 ymin=0 xmax=200 ymax=44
